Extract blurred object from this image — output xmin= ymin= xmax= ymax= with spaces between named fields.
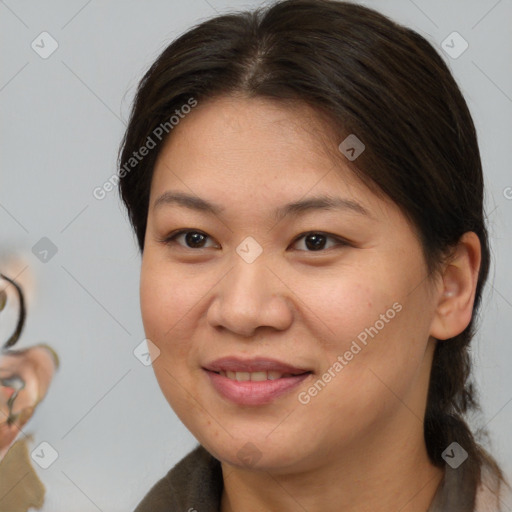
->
xmin=0 ymin=345 xmax=59 ymax=460
xmin=0 ymin=252 xmax=36 ymax=307
xmin=0 ymin=273 xmax=25 ymax=349
xmin=0 ymin=269 xmax=59 ymax=465
xmin=0 ymin=436 xmax=45 ymax=511
xmin=0 ymin=267 xmax=59 ymax=510
xmin=0 ymin=252 xmax=36 ymax=352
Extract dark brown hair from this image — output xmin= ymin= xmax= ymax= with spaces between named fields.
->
xmin=118 ymin=0 xmax=506 ymax=498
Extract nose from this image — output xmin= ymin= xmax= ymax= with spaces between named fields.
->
xmin=206 ymin=255 xmax=294 ymax=338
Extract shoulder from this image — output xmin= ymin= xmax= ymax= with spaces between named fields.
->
xmin=133 ymin=444 xmax=223 ymax=512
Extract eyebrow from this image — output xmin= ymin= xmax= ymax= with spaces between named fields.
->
xmin=153 ymin=191 xmax=371 ymax=221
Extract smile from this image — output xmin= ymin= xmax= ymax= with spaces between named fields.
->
xmin=216 ymin=370 xmax=304 ymax=381
xmin=204 ymin=369 xmax=312 ymax=406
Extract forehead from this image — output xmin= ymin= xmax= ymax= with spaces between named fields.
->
xmin=149 ymin=95 xmax=394 ymax=222
xmin=158 ymin=96 xmax=338 ymax=165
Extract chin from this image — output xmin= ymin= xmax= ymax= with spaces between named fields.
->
xmin=195 ymin=431 xmax=309 ymax=473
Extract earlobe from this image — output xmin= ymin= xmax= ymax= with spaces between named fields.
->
xmin=429 ymin=232 xmax=482 ymax=341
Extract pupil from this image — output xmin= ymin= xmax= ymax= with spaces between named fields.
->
xmin=305 ymin=234 xmax=325 ymax=251
xmin=186 ymin=232 xmax=205 ymax=248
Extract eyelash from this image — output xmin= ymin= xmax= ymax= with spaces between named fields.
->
xmin=158 ymin=229 xmax=349 ymax=252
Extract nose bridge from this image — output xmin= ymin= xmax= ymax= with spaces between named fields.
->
xmin=228 ymin=252 xmax=268 ymax=303
xmin=208 ymin=248 xmax=292 ymax=337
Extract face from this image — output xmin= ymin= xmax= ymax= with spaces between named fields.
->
xmin=140 ymin=95 xmax=441 ymax=474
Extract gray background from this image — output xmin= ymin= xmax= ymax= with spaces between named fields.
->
xmin=1 ymin=0 xmax=511 ymax=510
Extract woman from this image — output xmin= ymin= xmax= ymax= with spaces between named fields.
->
xmin=118 ymin=1 xmax=510 ymax=510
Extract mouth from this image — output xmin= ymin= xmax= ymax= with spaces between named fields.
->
xmin=202 ymin=357 xmax=313 ymax=405
xmin=203 ymin=356 xmax=311 ymax=375
xmin=210 ymin=369 xmax=310 ymax=381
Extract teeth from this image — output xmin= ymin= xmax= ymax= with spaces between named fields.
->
xmin=218 ymin=370 xmax=300 ymax=381
xmin=250 ymin=371 xmax=267 ymax=381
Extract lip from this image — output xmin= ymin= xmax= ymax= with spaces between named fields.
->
xmin=203 ymin=357 xmax=310 ymax=374
xmin=202 ymin=357 xmax=313 ymax=406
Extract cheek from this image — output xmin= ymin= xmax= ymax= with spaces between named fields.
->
xmin=139 ymin=256 xmax=218 ymax=364
xmin=302 ymin=264 xmax=427 ymax=393
xmin=139 ymin=259 xmax=203 ymax=408
xmin=295 ymin=268 xmax=389 ymax=348
xmin=322 ymin=296 xmax=431 ymax=423
xmin=139 ymin=261 xmax=165 ymax=342
xmin=140 ymin=255 xmax=190 ymax=339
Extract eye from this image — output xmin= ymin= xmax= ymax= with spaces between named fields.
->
xmin=160 ymin=229 xmax=219 ymax=249
xmin=159 ymin=229 xmax=348 ymax=252
xmin=290 ymin=232 xmax=347 ymax=252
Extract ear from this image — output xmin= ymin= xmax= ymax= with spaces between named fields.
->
xmin=429 ymin=232 xmax=482 ymax=341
